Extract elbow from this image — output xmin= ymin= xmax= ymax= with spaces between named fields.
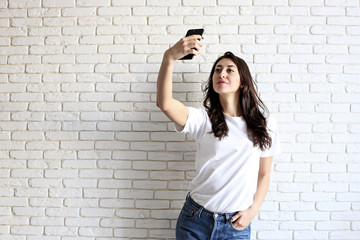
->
xmin=156 ymin=100 xmax=169 ymax=113
xmin=156 ymin=99 xmax=163 ymax=110
xmin=258 ymin=171 xmax=271 ymax=180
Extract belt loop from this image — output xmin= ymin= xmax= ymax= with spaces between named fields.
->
xmin=225 ymin=213 xmax=230 ymax=224
xmin=197 ymin=206 xmax=203 ymax=218
xmin=186 ymin=192 xmax=190 ymax=200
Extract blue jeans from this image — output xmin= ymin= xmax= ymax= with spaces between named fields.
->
xmin=176 ymin=194 xmax=251 ymax=240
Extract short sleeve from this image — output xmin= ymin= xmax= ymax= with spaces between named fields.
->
xmin=174 ymin=107 xmax=208 ymax=141
xmin=261 ymin=116 xmax=281 ymax=158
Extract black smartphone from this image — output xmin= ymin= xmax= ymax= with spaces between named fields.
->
xmin=179 ymin=28 xmax=204 ymax=60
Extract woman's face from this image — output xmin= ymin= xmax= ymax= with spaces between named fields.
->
xmin=212 ymin=58 xmax=241 ymax=97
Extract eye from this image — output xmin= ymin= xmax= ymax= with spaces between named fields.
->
xmin=215 ymin=69 xmax=221 ymax=73
xmin=228 ymin=69 xmax=234 ymax=73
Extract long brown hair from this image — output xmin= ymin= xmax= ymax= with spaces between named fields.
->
xmin=203 ymin=52 xmax=272 ymax=151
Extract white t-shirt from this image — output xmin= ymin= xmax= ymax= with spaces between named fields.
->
xmin=175 ymin=107 xmax=281 ymax=213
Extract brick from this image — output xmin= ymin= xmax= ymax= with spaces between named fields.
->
xmin=65 ymin=217 xmax=99 ymax=226
xmin=293 ymin=231 xmax=328 ymax=240
xmin=95 ymin=64 xmax=128 ymax=73
xmin=97 ymin=26 xmax=130 ymax=35
xmin=63 ymin=179 xmax=97 ymax=188
xmin=0 ymin=197 xmax=28 ymax=207
xmin=289 ymin=0 xmax=324 ymax=6
xmin=112 ymin=151 xmax=146 ymax=160
xmin=29 ymin=179 xmax=61 ymax=188
xmin=100 ymin=218 xmax=134 ymax=228
xmin=11 ymin=226 xmax=43 ymax=235
xmin=45 ymin=93 xmax=78 ymax=102
xmin=169 ymin=6 xmax=203 ymax=15
xmin=331 ymin=212 xmax=360 ymax=221
xmin=205 ymin=7 xmax=239 ymax=15
xmin=241 ymin=6 xmax=274 ymax=15
xmin=184 ymin=16 xmax=218 ymax=25
xmin=312 ymin=7 xmax=346 ymax=16
xmin=182 ymin=0 xmax=216 ymax=6
xmin=45 ymin=169 xmax=78 ymax=178
xmin=11 ymin=169 xmax=43 ymax=178
xmin=275 ymin=25 xmax=309 ymax=34
xmin=45 ymin=226 xmax=77 ymax=236
xmin=43 ymin=55 xmax=75 ymax=64
xmin=132 ymin=161 xmax=166 ymax=170
xmin=78 ymin=17 xmax=112 ymax=26
xmin=0 ymin=46 xmax=28 ymax=56
xmin=325 ymin=0 xmax=359 ymax=7
xmin=26 ymin=64 xmax=59 ymax=74
xmin=43 ymin=17 xmax=76 ymax=27
xmin=296 ymin=212 xmax=330 ymax=221
xmin=276 ymin=7 xmax=309 ymax=15
xmin=78 ymin=227 xmax=112 ymax=237
xmin=205 ymin=25 xmax=238 ymax=34
xmin=46 ymin=208 xmax=79 ymax=217
xmin=260 ymin=211 xmax=294 ymax=221
xmin=149 ymin=16 xmax=182 ymax=25
xmin=83 ymin=189 xmax=117 ymax=198
xmin=62 ymin=26 xmax=95 ymax=36
xmin=43 ymin=0 xmax=75 ymax=7
xmin=114 ymin=228 xmax=148 ymax=238
xmin=77 ymin=0 xmax=110 ymax=7
xmin=28 ymin=159 xmax=61 ymax=169
xmin=114 ymin=170 xmax=148 ymax=179
xmin=31 ymin=216 xmax=64 ymax=226
xmin=280 ymin=201 xmax=315 ymax=211
xmin=316 ymin=202 xmax=350 ymax=211
xmin=98 ymin=7 xmax=131 ymax=16
xmin=98 ymin=45 xmax=132 ymax=54
xmin=256 ymin=16 xmax=290 ymax=24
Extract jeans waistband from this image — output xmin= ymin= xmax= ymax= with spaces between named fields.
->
xmin=186 ymin=193 xmax=237 ymax=218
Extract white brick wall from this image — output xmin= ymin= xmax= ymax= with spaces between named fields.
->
xmin=0 ymin=0 xmax=359 ymax=239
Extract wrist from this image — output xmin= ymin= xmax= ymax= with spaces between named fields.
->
xmin=249 ymin=204 xmax=260 ymax=213
xmin=163 ymin=50 xmax=176 ymax=64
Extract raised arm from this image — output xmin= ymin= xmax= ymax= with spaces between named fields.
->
xmin=156 ymin=35 xmax=202 ymax=127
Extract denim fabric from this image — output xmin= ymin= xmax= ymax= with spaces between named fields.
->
xmin=176 ymin=194 xmax=251 ymax=240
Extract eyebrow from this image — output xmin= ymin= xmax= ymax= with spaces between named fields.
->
xmin=216 ymin=64 xmax=236 ymax=68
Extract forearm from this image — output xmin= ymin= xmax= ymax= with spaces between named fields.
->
xmin=156 ymin=52 xmax=175 ymax=110
xmin=230 ymin=172 xmax=271 ymax=230
xmin=251 ymin=172 xmax=271 ymax=212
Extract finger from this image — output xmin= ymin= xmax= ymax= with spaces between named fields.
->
xmin=184 ymin=48 xmax=198 ymax=56
xmin=230 ymin=212 xmax=242 ymax=222
xmin=185 ymin=41 xmax=202 ymax=52
xmin=232 ymin=219 xmax=247 ymax=230
xmin=194 ymin=40 xmax=202 ymax=48
xmin=186 ymin=34 xmax=203 ymax=41
xmin=181 ymin=39 xmax=197 ymax=50
xmin=191 ymin=48 xmax=199 ymax=55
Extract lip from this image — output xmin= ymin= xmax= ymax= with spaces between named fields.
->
xmin=217 ymin=80 xmax=228 ymax=85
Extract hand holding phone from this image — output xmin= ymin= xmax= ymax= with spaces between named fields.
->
xmin=179 ymin=28 xmax=204 ymax=60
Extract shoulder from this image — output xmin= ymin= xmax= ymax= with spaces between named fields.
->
xmin=176 ymin=106 xmax=210 ymax=139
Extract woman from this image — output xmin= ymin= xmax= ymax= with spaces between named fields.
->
xmin=157 ymin=35 xmax=280 ymax=240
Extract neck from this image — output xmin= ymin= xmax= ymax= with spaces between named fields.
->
xmin=219 ymin=94 xmax=241 ymax=117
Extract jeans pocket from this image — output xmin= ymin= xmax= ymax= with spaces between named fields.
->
xmin=230 ymin=222 xmax=251 ymax=232
xmin=179 ymin=203 xmax=198 ymax=220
